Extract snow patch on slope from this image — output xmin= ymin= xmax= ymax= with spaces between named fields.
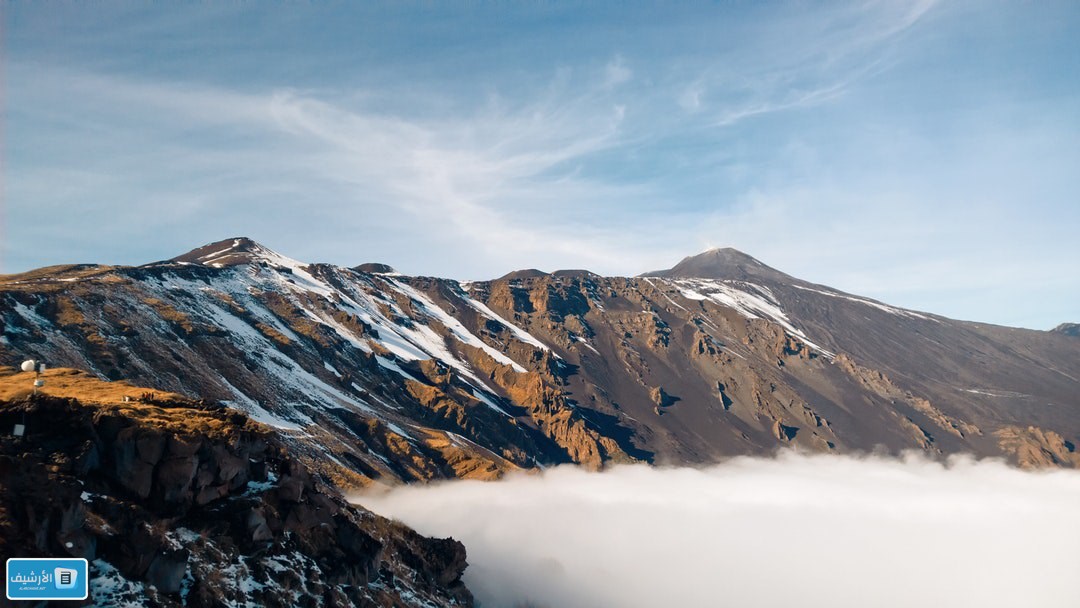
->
xmin=461 ymin=291 xmax=554 ymax=353
xmin=671 ymin=278 xmax=833 ymax=357
xmin=385 ymin=278 xmax=528 ymax=373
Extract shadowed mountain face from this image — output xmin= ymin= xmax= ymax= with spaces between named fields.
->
xmin=2 ymin=238 xmax=1078 ymax=483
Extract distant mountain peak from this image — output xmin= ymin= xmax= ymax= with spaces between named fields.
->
xmin=1051 ymin=323 xmax=1080 ymax=337
xmin=641 ymin=247 xmax=793 ymax=282
xmin=551 ymin=269 xmax=601 ymax=279
xmin=694 ymin=247 xmax=766 ymax=267
xmin=702 ymin=246 xmax=752 ymax=256
xmin=353 ymin=262 xmax=397 ymax=274
xmin=171 ymin=237 xmax=290 ymax=267
xmin=497 ymin=268 xmax=550 ymax=281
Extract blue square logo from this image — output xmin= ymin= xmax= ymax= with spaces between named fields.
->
xmin=6 ymin=558 xmax=89 ymax=601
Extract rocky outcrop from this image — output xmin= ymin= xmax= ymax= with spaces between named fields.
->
xmin=0 ymin=391 xmax=472 ymax=607
xmin=650 ymin=386 xmax=678 ymax=409
xmin=995 ymin=425 xmax=1080 ymax=468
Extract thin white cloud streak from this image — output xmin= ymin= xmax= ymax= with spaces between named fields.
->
xmin=261 ymin=84 xmax=640 ymax=268
xmin=7 ymin=61 xmax=655 ymax=273
xmin=698 ymin=0 xmax=937 ymax=128
xmin=711 ymin=78 xmax=852 ymax=128
xmin=360 ymin=453 xmax=1080 ymax=608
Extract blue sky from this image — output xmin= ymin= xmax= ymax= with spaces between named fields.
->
xmin=3 ymin=1 xmax=1078 ymax=329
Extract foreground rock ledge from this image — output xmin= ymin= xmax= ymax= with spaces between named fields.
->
xmin=0 ymin=390 xmax=472 ymax=607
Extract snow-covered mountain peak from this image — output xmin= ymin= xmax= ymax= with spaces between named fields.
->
xmin=171 ymin=237 xmax=301 ymax=269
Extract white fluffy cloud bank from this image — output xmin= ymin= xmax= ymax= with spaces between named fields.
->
xmin=359 ymin=453 xmax=1080 ymax=608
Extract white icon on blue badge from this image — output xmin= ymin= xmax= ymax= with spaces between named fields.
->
xmin=54 ymin=567 xmax=78 ymax=590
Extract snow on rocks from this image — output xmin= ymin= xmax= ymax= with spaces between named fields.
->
xmin=671 ymin=278 xmax=834 ymax=357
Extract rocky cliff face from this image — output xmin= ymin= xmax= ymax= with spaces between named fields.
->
xmin=1 ymin=238 xmax=1077 ymax=477
xmin=0 ymin=368 xmax=471 ymax=607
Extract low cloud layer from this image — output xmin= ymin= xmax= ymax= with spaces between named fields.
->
xmin=359 ymin=453 xmax=1080 ymax=608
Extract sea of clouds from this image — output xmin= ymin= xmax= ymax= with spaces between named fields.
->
xmin=358 ymin=452 xmax=1080 ymax=608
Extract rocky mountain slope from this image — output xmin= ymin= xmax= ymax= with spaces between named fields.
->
xmin=1 ymin=237 xmax=1077 ymax=477
xmin=0 ymin=366 xmax=471 ymax=607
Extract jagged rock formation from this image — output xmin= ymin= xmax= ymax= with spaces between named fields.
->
xmin=1 ymin=238 xmax=1078 ymax=476
xmin=0 ymin=367 xmax=471 ymax=607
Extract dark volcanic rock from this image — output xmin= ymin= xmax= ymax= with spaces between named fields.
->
xmin=0 ymin=392 xmax=472 ymax=607
xmin=642 ymin=247 xmax=796 ymax=283
xmin=354 ymin=263 xmax=397 ymax=274
xmin=497 ymin=268 xmax=550 ymax=281
xmin=551 ymin=269 xmax=601 ymax=279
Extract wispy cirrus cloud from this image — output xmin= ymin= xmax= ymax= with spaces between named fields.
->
xmin=711 ymin=79 xmax=853 ymax=128
xmin=7 ymin=60 xmax=653 ymax=274
xmin=4 ymin=0 xmax=1078 ymax=327
xmin=687 ymin=0 xmax=940 ymax=128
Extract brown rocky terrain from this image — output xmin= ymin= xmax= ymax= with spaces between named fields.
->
xmin=1 ymin=237 xmax=1077 ymax=481
xmin=0 ymin=366 xmax=471 ymax=607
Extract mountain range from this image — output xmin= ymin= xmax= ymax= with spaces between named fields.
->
xmin=3 ymin=236 xmax=1079 ymax=605
xmin=3 ymin=237 xmax=1078 ymax=482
